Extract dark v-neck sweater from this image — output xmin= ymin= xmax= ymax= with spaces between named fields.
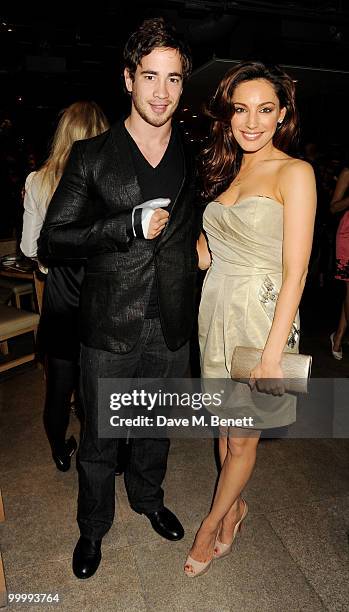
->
xmin=124 ymin=125 xmax=184 ymax=318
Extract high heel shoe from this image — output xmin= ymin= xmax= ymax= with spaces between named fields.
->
xmin=184 ymin=554 xmax=213 ymax=578
xmin=330 ymin=333 xmax=342 ymax=360
xmin=213 ymin=498 xmax=248 ymax=560
xmin=184 ymin=523 xmax=218 ymax=578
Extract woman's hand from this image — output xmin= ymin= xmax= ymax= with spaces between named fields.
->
xmin=249 ymin=359 xmax=285 ymax=396
xmin=197 ymin=232 xmax=211 ymax=270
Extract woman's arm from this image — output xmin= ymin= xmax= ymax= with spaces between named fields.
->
xmin=197 ymin=232 xmax=211 ymax=270
xmin=20 ymin=172 xmax=46 ymax=258
xmin=330 ymin=167 xmax=349 ymax=214
xmin=250 ymin=160 xmax=316 ymax=392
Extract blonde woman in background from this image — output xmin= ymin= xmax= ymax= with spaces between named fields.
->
xmin=21 ymin=101 xmax=109 ymax=471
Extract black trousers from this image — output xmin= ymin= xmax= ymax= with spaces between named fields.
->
xmin=77 ymin=319 xmax=189 ymax=540
xmin=43 ymin=356 xmax=79 ymax=454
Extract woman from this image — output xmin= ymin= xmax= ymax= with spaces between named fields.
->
xmin=184 ymin=62 xmax=316 ymax=577
xmin=329 ymin=164 xmax=349 ymax=359
xmin=21 ymin=101 xmax=109 ymax=470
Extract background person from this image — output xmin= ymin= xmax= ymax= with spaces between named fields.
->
xmin=21 ymin=101 xmax=109 ymax=470
xmin=329 ymin=163 xmax=349 ymax=359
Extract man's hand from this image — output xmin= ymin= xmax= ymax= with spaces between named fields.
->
xmin=146 ymin=208 xmax=170 ymax=239
xmin=132 ymin=197 xmax=170 ymax=239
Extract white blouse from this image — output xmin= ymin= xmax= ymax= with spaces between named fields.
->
xmin=20 ymin=171 xmax=48 ymax=258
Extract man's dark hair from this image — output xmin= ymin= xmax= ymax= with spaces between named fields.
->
xmin=123 ymin=17 xmax=192 ymax=82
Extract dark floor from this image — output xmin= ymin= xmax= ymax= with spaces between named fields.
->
xmin=0 ymin=278 xmax=349 ymax=611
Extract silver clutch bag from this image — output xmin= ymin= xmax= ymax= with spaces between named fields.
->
xmin=230 ymin=346 xmax=312 ymax=394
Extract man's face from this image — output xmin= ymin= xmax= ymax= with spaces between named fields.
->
xmin=124 ymin=47 xmax=183 ymax=127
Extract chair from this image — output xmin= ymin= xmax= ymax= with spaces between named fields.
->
xmin=0 ymin=288 xmax=12 ymax=306
xmin=0 ymin=239 xmax=16 ymax=258
xmin=0 ymin=305 xmax=39 ymax=373
xmin=0 ymin=277 xmax=35 ymax=310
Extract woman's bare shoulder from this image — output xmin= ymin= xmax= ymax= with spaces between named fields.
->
xmin=280 ymin=156 xmax=313 ymax=170
xmin=279 ymin=157 xmax=315 ymax=182
xmin=277 ymin=156 xmax=316 ymax=208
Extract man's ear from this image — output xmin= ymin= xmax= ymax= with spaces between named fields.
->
xmin=124 ymin=68 xmax=133 ymax=93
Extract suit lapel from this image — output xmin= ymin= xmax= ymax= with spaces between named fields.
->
xmin=110 ymin=121 xmax=143 ymax=207
xmin=109 ymin=123 xmax=193 ymax=245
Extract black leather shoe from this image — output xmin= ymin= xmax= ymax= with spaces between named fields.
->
xmin=144 ymin=507 xmax=184 ymax=541
xmin=72 ymin=536 xmax=101 ymax=579
xmin=52 ymin=436 xmax=77 ymax=472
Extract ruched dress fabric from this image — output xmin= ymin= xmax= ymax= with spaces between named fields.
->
xmin=199 ymin=196 xmax=299 ymax=429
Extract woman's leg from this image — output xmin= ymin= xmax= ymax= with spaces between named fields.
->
xmin=186 ymin=429 xmax=260 ymax=565
xmin=344 ymin=281 xmax=349 ymax=329
xmin=216 ymin=429 xmax=253 ymax=544
xmin=43 ymin=355 xmax=78 ymax=454
xmin=218 ymin=428 xmax=229 ymax=465
xmin=333 ymin=282 xmax=349 ymax=351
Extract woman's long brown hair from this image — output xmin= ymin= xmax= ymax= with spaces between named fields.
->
xmin=201 ymin=61 xmax=300 ymax=201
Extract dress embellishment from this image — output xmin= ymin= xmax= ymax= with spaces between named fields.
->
xmin=258 ymin=275 xmax=299 ymax=349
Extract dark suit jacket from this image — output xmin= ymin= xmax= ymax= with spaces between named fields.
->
xmin=38 ymin=121 xmax=200 ymax=353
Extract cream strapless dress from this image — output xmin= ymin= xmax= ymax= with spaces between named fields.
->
xmin=199 ymin=196 xmax=299 ymax=429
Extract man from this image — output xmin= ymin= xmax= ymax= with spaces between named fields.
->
xmin=38 ymin=18 xmax=199 ymax=579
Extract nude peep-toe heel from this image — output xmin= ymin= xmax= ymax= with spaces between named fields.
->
xmin=213 ymin=498 xmax=248 ymax=560
xmin=184 ymin=554 xmax=213 ymax=578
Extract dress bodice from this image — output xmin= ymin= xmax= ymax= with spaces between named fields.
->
xmin=203 ymin=196 xmax=284 ymax=277
xmin=199 ymin=194 xmax=298 ymax=428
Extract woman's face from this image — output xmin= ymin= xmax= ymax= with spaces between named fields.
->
xmin=230 ymin=78 xmax=286 ymax=153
